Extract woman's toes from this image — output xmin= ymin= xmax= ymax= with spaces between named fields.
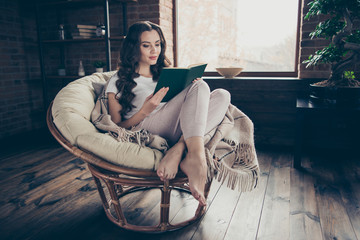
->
xmin=193 ymin=192 xmax=200 ymax=200
xmin=157 ymin=169 xmax=165 ymax=180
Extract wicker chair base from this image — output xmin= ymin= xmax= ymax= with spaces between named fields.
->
xmin=46 ymin=102 xmax=212 ymax=233
xmin=89 ymin=164 xmax=212 ymax=232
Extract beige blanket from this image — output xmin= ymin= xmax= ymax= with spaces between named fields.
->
xmin=91 ymin=81 xmax=259 ymax=192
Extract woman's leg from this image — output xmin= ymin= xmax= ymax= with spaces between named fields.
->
xmin=204 ymin=89 xmax=231 ymax=134
xmin=136 ymin=81 xmax=210 ymax=183
xmin=137 ymin=81 xmax=230 ymax=205
xmin=178 ymin=87 xmax=230 ymax=206
xmin=157 ymin=135 xmax=185 ymax=181
xmin=181 ymin=136 xmax=207 ymax=206
xmin=137 ymin=80 xmax=211 ymax=144
xmin=137 ymin=82 xmax=231 ymax=139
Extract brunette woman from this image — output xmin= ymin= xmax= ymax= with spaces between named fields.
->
xmin=106 ymin=21 xmax=230 ymax=206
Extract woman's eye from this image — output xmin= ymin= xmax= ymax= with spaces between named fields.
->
xmin=142 ymin=44 xmax=150 ymax=48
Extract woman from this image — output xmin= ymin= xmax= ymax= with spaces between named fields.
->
xmin=106 ymin=21 xmax=230 ymax=206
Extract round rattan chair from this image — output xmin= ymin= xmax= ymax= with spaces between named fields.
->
xmin=46 ymin=101 xmax=212 ymax=232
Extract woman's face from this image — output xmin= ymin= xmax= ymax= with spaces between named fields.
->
xmin=138 ymin=30 xmax=161 ymax=68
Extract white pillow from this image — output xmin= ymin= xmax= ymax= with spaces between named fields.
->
xmin=52 ymin=72 xmax=162 ymax=170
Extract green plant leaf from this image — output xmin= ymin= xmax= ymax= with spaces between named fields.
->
xmin=344 ymin=70 xmax=355 ymax=80
xmin=93 ymin=61 xmax=106 ymax=68
xmin=303 ymin=44 xmax=345 ymax=67
xmin=346 ymin=30 xmax=360 ymax=43
xmin=309 ymin=18 xmax=344 ymax=39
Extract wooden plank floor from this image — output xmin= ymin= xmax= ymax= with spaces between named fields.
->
xmin=0 ymin=140 xmax=359 ymax=240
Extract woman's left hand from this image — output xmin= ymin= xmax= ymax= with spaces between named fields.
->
xmin=192 ymin=77 xmax=203 ymax=83
xmin=139 ymin=87 xmax=169 ymax=116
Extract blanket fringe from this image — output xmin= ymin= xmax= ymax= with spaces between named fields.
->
xmin=111 ymin=127 xmax=150 ymax=146
xmin=216 ymin=139 xmax=259 ymax=191
xmin=216 ymin=161 xmax=259 ymax=191
xmin=205 ymin=149 xmax=218 ymax=182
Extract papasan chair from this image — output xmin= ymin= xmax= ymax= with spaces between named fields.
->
xmin=47 ymin=71 xmax=259 ymax=233
xmin=46 ymin=71 xmax=213 ymax=232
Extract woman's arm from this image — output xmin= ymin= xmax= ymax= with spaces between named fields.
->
xmin=108 ymin=87 xmax=169 ymax=129
xmin=108 ymin=92 xmax=145 ymax=129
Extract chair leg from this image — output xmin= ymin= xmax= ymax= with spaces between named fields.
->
xmin=88 ymin=164 xmax=211 ymax=232
xmin=160 ymin=180 xmax=171 ymax=231
xmin=104 ymin=180 xmax=127 ymax=226
xmin=92 ymin=175 xmax=109 ymax=209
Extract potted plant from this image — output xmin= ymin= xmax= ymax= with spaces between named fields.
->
xmin=93 ymin=60 xmax=106 ymax=73
xmin=303 ymin=0 xmax=360 ymax=104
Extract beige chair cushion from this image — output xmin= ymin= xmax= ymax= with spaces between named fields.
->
xmin=52 ymin=72 xmax=162 ymax=170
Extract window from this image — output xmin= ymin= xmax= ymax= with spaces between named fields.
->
xmin=175 ymin=0 xmax=301 ymax=76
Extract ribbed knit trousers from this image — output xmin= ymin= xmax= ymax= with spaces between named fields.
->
xmin=136 ymin=80 xmax=231 ymax=146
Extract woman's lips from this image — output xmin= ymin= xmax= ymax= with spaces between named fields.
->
xmin=149 ymin=56 xmax=158 ymax=60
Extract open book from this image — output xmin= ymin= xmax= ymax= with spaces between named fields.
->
xmin=154 ymin=63 xmax=207 ymax=102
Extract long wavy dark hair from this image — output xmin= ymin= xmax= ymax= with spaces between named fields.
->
xmin=116 ymin=21 xmax=170 ymax=118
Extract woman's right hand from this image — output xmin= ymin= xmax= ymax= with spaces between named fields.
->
xmin=140 ymin=87 xmax=169 ymax=116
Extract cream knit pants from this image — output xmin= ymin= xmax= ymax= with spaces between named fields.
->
xmin=136 ymin=80 xmax=231 ymax=146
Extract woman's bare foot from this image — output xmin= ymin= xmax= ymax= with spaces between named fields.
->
xmin=180 ymin=152 xmax=207 ymax=206
xmin=157 ymin=138 xmax=185 ymax=181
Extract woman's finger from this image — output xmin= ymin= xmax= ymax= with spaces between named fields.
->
xmin=153 ymin=87 xmax=169 ymax=102
xmin=155 ymin=87 xmax=168 ymax=96
xmin=146 ymin=93 xmax=154 ymax=101
xmin=192 ymin=77 xmax=202 ymax=83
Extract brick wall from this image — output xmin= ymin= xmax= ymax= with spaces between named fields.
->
xmin=298 ymin=0 xmax=331 ymax=79
xmin=159 ymin=0 xmax=174 ymax=64
xmin=0 ymin=1 xmax=43 ymax=140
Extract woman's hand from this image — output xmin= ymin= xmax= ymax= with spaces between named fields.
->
xmin=192 ymin=77 xmax=203 ymax=83
xmin=140 ymin=87 xmax=169 ymax=116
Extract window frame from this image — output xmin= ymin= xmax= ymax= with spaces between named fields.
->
xmin=172 ymin=0 xmax=302 ymax=78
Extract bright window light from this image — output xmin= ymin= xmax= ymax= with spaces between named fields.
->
xmin=176 ymin=0 xmax=300 ymax=73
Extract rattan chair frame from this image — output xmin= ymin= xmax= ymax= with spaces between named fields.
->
xmin=46 ymin=102 xmax=212 ymax=232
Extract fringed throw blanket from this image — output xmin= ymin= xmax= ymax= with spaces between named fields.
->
xmin=91 ymin=81 xmax=260 ymax=192
xmin=204 ymin=104 xmax=259 ymax=191
xmin=91 ymin=81 xmax=169 ymax=152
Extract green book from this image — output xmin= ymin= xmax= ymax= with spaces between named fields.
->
xmin=154 ymin=63 xmax=207 ymax=102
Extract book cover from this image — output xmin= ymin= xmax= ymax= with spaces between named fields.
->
xmin=154 ymin=63 xmax=207 ymax=102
